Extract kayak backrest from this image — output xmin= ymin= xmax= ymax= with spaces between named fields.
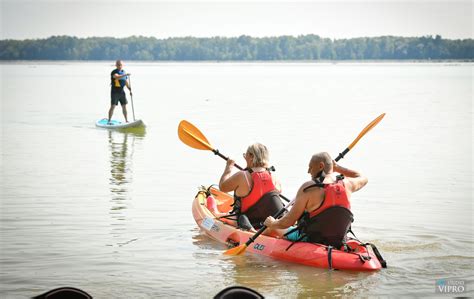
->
xmin=243 ymin=190 xmax=285 ymax=229
xmin=303 ymin=206 xmax=354 ymax=248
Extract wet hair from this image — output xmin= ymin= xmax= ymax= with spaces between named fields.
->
xmin=311 ymin=152 xmax=332 ymax=173
xmin=246 ymin=143 xmax=269 ymax=168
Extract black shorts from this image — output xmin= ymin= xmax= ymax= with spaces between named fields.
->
xmin=111 ymin=92 xmax=128 ymax=106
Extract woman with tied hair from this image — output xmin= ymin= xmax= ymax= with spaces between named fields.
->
xmin=216 ymin=143 xmax=284 ymax=232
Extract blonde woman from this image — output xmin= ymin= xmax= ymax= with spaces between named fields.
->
xmin=218 ymin=143 xmax=283 ymax=231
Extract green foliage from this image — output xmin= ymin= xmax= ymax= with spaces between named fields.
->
xmin=0 ymin=35 xmax=472 ymax=60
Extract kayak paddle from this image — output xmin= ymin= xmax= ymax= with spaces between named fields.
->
xmin=223 ymin=112 xmax=386 ymax=256
xmin=178 ymin=120 xmax=290 ymax=203
xmin=334 ymin=113 xmax=385 ymax=161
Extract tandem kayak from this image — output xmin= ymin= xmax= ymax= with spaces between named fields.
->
xmin=95 ymin=118 xmax=144 ymax=129
xmin=193 ymin=186 xmax=386 ymax=271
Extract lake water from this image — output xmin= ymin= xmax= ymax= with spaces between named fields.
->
xmin=1 ymin=61 xmax=472 ymax=298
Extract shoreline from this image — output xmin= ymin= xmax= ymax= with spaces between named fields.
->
xmin=1 ymin=59 xmax=473 ymax=65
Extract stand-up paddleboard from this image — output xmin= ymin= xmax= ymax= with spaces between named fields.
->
xmin=95 ymin=118 xmax=144 ymax=129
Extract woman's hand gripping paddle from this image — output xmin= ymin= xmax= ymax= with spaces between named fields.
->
xmin=222 ymin=113 xmax=386 ymax=256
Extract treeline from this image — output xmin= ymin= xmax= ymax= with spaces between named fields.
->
xmin=1 ymin=35 xmax=473 ymax=61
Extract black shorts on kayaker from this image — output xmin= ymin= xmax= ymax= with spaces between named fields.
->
xmin=111 ymin=92 xmax=127 ymax=106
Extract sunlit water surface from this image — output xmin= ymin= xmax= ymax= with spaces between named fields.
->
xmin=1 ymin=62 xmax=472 ymax=298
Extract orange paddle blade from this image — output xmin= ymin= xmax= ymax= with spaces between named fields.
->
xmin=223 ymin=244 xmax=248 ymax=256
xmin=348 ymin=113 xmax=385 ymax=150
xmin=178 ymin=120 xmax=214 ymax=151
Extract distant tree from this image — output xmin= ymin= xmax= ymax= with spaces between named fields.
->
xmin=0 ymin=35 xmax=473 ymax=60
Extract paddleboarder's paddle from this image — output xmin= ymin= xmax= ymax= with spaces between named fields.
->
xmin=178 ymin=120 xmax=290 ymax=203
xmin=223 ymin=113 xmax=386 ymax=256
xmin=128 ymin=75 xmax=135 ymax=121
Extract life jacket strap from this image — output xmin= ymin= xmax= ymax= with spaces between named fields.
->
xmin=303 ymin=174 xmax=345 ymax=192
xmin=244 ymin=166 xmax=276 ymax=173
xmin=303 ymin=182 xmax=325 ymax=192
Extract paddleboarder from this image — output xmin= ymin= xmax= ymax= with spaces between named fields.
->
xmin=108 ymin=60 xmax=131 ymax=124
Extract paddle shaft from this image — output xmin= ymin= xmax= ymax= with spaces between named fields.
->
xmin=334 ymin=148 xmax=349 ymax=162
xmin=243 ymin=197 xmax=296 ymax=247
xmin=212 ymin=149 xmax=243 ymax=169
xmin=128 ymin=76 xmax=136 ymax=121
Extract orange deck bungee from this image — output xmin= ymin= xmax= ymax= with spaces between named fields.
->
xmin=192 ymin=186 xmax=383 ymax=271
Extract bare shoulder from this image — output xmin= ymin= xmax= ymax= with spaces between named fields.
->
xmin=232 ymin=170 xmax=248 ymax=183
xmin=299 ymin=180 xmax=315 ymax=190
xmin=237 ymin=169 xmax=255 ymax=185
xmin=220 ymin=170 xmax=246 ymax=192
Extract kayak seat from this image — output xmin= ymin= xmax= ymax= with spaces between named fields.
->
xmin=303 ymin=206 xmax=354 ymax=249
xmin=242 ymin=191 xmax=284 ymax=229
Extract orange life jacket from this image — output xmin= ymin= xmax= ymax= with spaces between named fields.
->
xmin=309 ymin=180 xmax=351 ymax=218
xmin=241 ymin=170 xmax=277 ymax=213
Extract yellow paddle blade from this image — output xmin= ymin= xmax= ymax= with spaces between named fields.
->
xmin=178 ymin=120 xmax=214 ymax=151
xmin=223 ymin=244 xmax=248 ymax=256
xmin=348 ymin=113 xmax=385 ymax=150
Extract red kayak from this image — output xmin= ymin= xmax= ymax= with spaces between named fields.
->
xmin=192 ymin=186 xmax=385 ymax=271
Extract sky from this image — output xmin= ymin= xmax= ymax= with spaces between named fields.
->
xmin=0 ymin=0 xmax=472 ymax=40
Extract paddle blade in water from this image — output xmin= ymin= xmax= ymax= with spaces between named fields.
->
xmin=178 ymin=120 xmax=214 ymax=151
xmin=224 ymin=244 xmax=248 ymax=256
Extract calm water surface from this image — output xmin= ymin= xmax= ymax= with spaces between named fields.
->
xmin=1 ymin=62 xmax=473 ymax=298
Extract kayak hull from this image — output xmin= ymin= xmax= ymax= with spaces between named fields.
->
xmin=95 ymin=118 xmax=144 ymax=129
xmin=192 ymin=187 xmax=383 ymax=271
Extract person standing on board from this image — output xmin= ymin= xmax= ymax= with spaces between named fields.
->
xmin=264 ymin=152 xmax=368 ymax=248
xmin=108 ymin=60 xmax=131 ymax=124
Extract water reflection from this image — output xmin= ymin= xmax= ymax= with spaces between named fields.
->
xmin=107 ymin=127 xmax=146 ymax=246
xmin=191 ymin=229 xmax=371 ymax=298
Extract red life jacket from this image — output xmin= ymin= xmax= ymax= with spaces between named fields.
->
xmin=309 ymin=180 xmax=350 ymax=218
xmin=241 ymin=170 xmax=277 ymax=213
